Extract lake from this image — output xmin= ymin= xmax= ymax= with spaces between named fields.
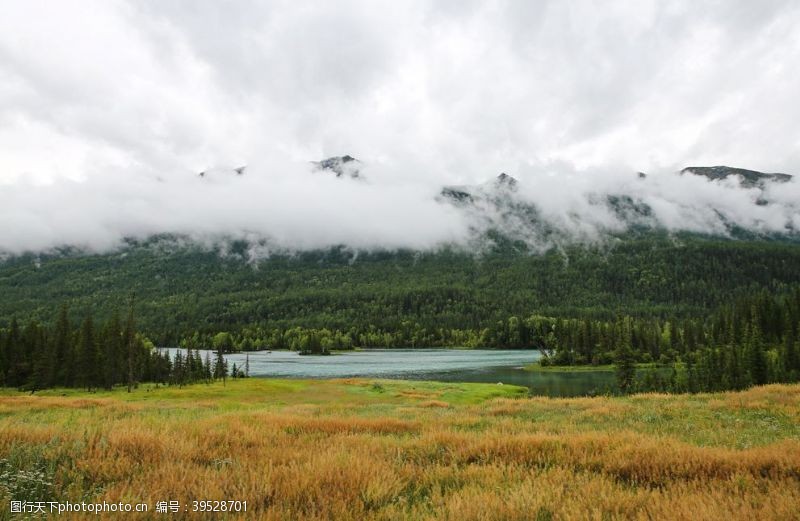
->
xmin=160 ymin=348 xmax=617 ymax=397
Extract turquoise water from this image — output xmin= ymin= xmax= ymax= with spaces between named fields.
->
xmin=161 ymin=348 xmax=617 ymax=397
xmin=422 ymin=366 xmax=617 ymax=397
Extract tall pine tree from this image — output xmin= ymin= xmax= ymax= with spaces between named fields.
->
xmin=78 ymin=315 xmax=99 ymax=391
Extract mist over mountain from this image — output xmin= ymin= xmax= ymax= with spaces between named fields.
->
xmin=1 ymin=0 xmax=800 ymax=358
xmin=680 ymin=166 xmax=793 ymax=188
xmin=312 ymin=155 xmax=362 ymax=179
xmin=3 ymin=1 xmax=800 ymax=258
xmin=0 ymin=158 xmax=797 ymax=258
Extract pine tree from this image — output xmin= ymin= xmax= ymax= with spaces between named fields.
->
xmin=686 ymin=354 xmax=698 ymax=393
xmin=784 ymin=331 xmax=799 ymax=378
xmin=204 ymin=352 xmax=212 ymax=381
xmin=746 ymin=318 xmax=768 ymax=386
xmin=4 ymin=319 xmax=22 ymax=387
xmin=0 ymin=327 xmax=6 ymax=386
xmin=614 ymin=317 xmax=636 ymax=394
xmin=124 ymin=294 xmax=136 ymax=393
xmin=214 ymin=345 xmax=226 ymax=385
xmin=173 ymin=351 xmax=184 ymax=387
xmin=18 ymin=320 xmax=43 ymax=387
xmin=102 ymin=313 xmax=122 ymax=389
xmin=192 ymin=349 xmax=203 ymax=382
xmin=52 ymin=305 xmax=72 ymax=387
xmin=668 ymin=364 xmax=678 ymax=392
xmin=78 ymin=315 xmax=99 ymax=391
xmin=185 ymin=346 xmax=194 ymax=381
xmin=30 ymin=323 xmax=53 ymax=392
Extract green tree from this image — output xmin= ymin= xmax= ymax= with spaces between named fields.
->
xmin=785 ymin=331 xmax=799 ymax=379
xmin=78 ymin=315 xmax=99 ymax=391
xmin=614 ymin=317 xmax=637 ymax=394
xmin=4 ymin=319 xmax=22 ymax=387
xmin=52 ymin=305 xmax=73 ymax=387
xmin=746 ymin=319 xmax=768 ymax=386
xmin=124 ymin=295 xmax=136 ymax=393
xmin=214 ymin=342 xmax=227 ymax=384
xmin=102 ymin=313 xmax=122 ymax=389
xmin=212 ymin=332 xmax=233 ymax=353
xmin=30 ymin=325 xmax=53 ymax=392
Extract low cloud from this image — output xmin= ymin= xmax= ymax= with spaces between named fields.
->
xmin=1 ymin=1 xmax=800 ymax=253
xmin=0 ymin=161 xmax=797 ymax=255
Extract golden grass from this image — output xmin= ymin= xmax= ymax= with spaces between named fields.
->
xmin=0 ymin=380 xmax=799 ymax=520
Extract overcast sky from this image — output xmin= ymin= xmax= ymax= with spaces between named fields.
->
xmin=3 ymin=0 xmax=800 ymax=184
xmin=1 ymin=0 xmax=799 ymax=253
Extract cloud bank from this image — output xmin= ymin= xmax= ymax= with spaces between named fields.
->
xmin=1 ymin=1 xmax=800 ymax=253
xmin=1 ymin=161 xmax=798 ymax=255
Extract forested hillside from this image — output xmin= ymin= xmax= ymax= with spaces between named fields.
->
xmin=1 ymin=233 xmax=799 ymax=347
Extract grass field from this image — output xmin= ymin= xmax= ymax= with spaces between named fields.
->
xmin=1 ymin=379 xmax=799 ymax=520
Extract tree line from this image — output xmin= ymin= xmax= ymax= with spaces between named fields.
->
xmin=3 ymin=235 xmax=800 ymax=347
xmin=2 ymin=287 xmax=799 ymax=395
xmin=0 ymin=304 xmax=247 ymax=392
xmin=611 ymin=291 xmax=800 ymax=394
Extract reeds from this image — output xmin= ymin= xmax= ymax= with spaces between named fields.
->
xmin=0 ymin=381 xmax=798 ymax=520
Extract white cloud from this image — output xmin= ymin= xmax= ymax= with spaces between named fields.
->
xmin=0 ymin=0 xmax=799 ymax=253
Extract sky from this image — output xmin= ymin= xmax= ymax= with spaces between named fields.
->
xmin=1 ymin=0 xmax=799 ymax=253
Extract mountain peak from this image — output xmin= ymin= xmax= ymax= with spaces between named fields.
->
xmin=198 ymin=165 xmax=247 ymax=178
xmin=681 ymin=166 xmax=792 ymax=187
xmin=311 ymin=155 xmax=362 ymax=179
xmin=495 ymin=173 xmax=518 ymax=189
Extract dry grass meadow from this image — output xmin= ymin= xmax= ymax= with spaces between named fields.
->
xmin=1 ymin=379 xmax=799 ymax=520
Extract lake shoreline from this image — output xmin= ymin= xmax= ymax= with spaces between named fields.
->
xmin=523 ymin=362 xmax=666 ymax=372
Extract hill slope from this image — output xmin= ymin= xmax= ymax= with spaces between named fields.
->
xmin=2 ymin=233 xmax=800 ymax=344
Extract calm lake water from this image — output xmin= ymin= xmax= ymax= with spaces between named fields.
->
xmin=160 ymin=348 xmax=617 ymax=397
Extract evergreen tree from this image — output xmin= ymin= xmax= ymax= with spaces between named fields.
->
xmin=686 ymin=354 xmax=698 ymax=393
xmin=102 ymin=313 xmax=122 ymax=389
xmin=214 ymin=344 xmax=227 ymax=384
xmin=124 ymin=295 xmax=136 ymax=393
xmin=614 ymin=317 xmax=636 ymax=394
xmin=746 ymin=318 xmax=769 ymax=386
xmin=615 ymin=344 xmax=636 ymax=394
xmin=173 ymin=351 xmax=184 ymax=387
xmin=30 ymin=324 xmax=53 ymax=392
xmin=0 ymin=326 xmax=6 ymax=386
xmin=52 ymin=305 xmax=72 ymax=387
xmin=4 ymin=319 xmax=22 ymax=387
xmin=668 ymin=364 xmax=678 ymax=392
xmin=192 ymin=349 xmax=203 ymax=381
xmin=784 ymin=331 xmax=799 ymax=379
xmin=204 ymin=352 xmax=212 ymax=380
xmin=77 ymin=315 xmax=99 ymax=391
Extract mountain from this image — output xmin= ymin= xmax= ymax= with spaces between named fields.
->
xmin=198 ymin=166 xmax=247 ymax=178
xmin=680 ymin=166 xmax=793 ymax=187
xmin=311 ymin=155 xmax=362 ymax=179
xmin=439 ymin=173 xmax=519 ymax=206
xmin=1 ymin=162 xmax=799 ymax=345
xmin=2 ymin=233 xmax=800 ymax=346
xmin=437 ymin=166 xmax=797 ymax=243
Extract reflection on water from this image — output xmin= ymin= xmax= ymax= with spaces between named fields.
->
xmin=159 ymin=348 xmax=616 ymax=397
xmin=416 ymin=367 xmax=617 ymax=397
